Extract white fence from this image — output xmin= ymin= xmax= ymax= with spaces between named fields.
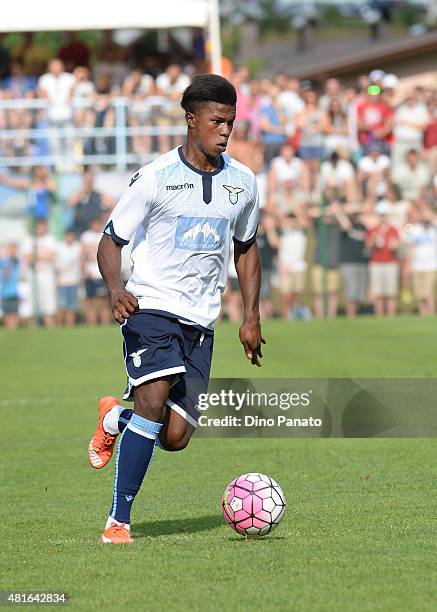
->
xmin=0 ymin=96 xmax=187 ymax=170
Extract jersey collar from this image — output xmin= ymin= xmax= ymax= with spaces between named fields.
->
xmin=178 ymin=146 xmax=225 ymax=177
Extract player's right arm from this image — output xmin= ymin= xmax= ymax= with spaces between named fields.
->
xmin=97 ymin=167 xmax=156 ymax=324
xmin=97 ymin=236 xmax=138 ymax=324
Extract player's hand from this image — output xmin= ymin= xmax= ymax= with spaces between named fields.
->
xmin=110 ymin=288 xmax=138 ymax=324
xmin=239 ymin=320 xmax=266 ymax=367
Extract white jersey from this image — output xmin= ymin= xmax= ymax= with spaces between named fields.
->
xmin=105 ymin=146 xmax=259 ymax=329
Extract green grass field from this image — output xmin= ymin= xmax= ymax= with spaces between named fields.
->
xmin=2 ymin=318 xmax=437 ymax=611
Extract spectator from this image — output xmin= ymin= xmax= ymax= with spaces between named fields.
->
xmin=356 ymin=89 xmax=393 ymax=154
xmin=357 ymin=144 xmax=390 ymax=200
xmin=0 ymin=82 xmax=34 ymax=157
xmin=223 ymin=244 xmax=242 ymax=323
xmin=2 ymin=59 xmax=37 ymax=98
xmin=276 ymin=75 xmax=304 ymax=141
xmin=72 ymin=66 xmax=96 ymax=126
xmin=93 ymin=73 xmax=116 ymax=156
xmin=0 ymin=166 xmax=56 ymax=222
xmin=319 ymin=78 xmax=342 ymax=111
xmin=392 ymin=90 xmax=429 ymax=167
xmin=381 ymin=73 xmax=399 ymax=109
xmin=227 ymin=121 xmax=264 ymax=175
xmin=22 ymin=219 xmax=57 ymax=327
xmin=309 ymin=203 xmax=342 ymax=319
xmin=232 ymin=67 xmax=251 ymax=125
xmin=336 ymin=207 xmax=369 ymax=318
xmin=38 ymin=58 xmax=75 ymax=122
xmin=0 ymin=243 xmax=20 ymax=329
xmin=366 ymin=202 xmax=401 ymax=317
xmin=68 ymin=169 xmax=115 ymax=236
xmin=277 ymin=211 xmax=308 ymax=319
xmin=56 ymin=229 xmax=81 ymax=326
xmin=256 ymin=212 xmax=279 ymax=320
xmin=259 ymin=84 xmax=288 ymax=166
xmin=323 ymin=98 xmax=350 ymax=155
xmin=391 ymin=149 xmax=431 ymax=202
xmin=296 ymin=89 xmax=326 ymax=191
xmin=405 ymin=212 xmax=437 ymax=316
xmin=38 ymin=59 xmax=75 ymax=163
xmin=424 ymin=99 xmax=437 ymax=173
xmin=320 ymin=150 xmax=357 ymax=205
xmin=80 ymin=217 xmax=112 ymax=326
xmin=155 ymin=64 xmax=189 ymax=152
xmin=155 ymin=64 xmax=190 ymax=100
xmin=267 ymin=143 xmax=309 ymax=215
xmin=246 ymin=80 xmax=264 ymax=140
xmin=377 ymin=183 xmax=410 ymax=230
xmin=122 ymin=69 xmax=154 ymax=156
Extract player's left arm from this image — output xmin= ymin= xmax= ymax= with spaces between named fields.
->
xmin=233 ymin=172 xmax=265 ymax=366
xmin=234 ymin=239 xmax=265 ymax=367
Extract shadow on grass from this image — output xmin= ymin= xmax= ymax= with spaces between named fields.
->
xmin=227 ymin=535 xmax=288 ymax=543
xmin=132 ymin=514 xmax=224 ymax=537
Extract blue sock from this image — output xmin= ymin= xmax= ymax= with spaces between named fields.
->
xmin=117 ymin=409 xmax=168 ymax=451
xmin=110 ymin=414 xmax=162 ymax=525
xmin=118 ymin=408 xmax=133 ymax=433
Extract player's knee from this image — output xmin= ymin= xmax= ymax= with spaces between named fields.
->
xmin=159 ymin=431 xmax=190 ymax=452
xmin=135 ymin=403 xmax=165 ymax=422
xmin=133 ymin=394 xmax=166 ymax=422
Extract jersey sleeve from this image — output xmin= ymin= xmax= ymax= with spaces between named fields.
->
xmin=233 ymin=174 xmax=260 ymax=246
xmin=103 ymin=167 xmax=157 ymax=246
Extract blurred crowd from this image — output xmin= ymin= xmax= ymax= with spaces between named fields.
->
xmin=1 ymin=34 xmax=437 ymax=325
xmin=0 ymin=177 xmax=116 ymax=329
xmin=0 ymin=32 xmax=200 ymax=162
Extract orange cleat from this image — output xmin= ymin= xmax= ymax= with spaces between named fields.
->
xmin=100 ymin=522 xmax=133 ymax=544
xmin=88 ymin=396 xmax=120 ymax=469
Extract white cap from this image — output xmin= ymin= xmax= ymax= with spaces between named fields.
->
xmin=376 ymin=201 xmax=390 ymax=215
xmin=382 ymin=74 xmax=399 ymax=89
xmin=369 ymin=69 xmax=385 ymax=83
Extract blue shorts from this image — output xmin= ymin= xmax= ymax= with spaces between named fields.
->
xmin=121 ymin=310 xmax=214 ymax=428
xmin=58 ymin=285 xmax=80 ymax=311
xmin=298 ymin=145 xmax=324 ymax=161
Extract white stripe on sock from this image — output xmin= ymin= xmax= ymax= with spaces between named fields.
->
xmin=126 ymin=422 xmax=157 ymax=440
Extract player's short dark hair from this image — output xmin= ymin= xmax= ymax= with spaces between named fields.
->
xmin=181 ymin=74 xmax=237 ymax=112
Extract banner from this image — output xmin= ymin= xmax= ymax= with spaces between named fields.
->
xmin=192 ymin=379 xmax=437 ymax=437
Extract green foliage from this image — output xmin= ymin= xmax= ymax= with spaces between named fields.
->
xmin=222 ymin=24 xmax=241 ymax=61
xmin=258 ymin=0 xmax=291 ymax=35
xmin=392 ymin=5 xmax=425 ymax=28
xmin=2 ymin=31 xmax=101 ymax=57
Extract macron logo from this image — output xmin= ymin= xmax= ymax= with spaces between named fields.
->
xmin=125 ymin=495 xmax=134 ymax=502
xmin=166 ymin=183 xmax=194 ymax=191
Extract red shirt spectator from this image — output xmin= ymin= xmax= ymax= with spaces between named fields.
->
xmin=357 ymin=95 xmax=393 ymax=149
xmin=424 ymin=102 xmax=437 ymax=149
xmin=366 ymin=224 xmax=399 ymax=263
xmin=424 ymin=122 xmax=437 ymax=149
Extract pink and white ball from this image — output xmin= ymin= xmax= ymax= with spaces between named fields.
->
xmin=222 ymin=473 xmax=286 ymax=537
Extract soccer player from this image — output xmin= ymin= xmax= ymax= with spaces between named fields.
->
xmin=88 ymin=74 xmax=265 ymax=544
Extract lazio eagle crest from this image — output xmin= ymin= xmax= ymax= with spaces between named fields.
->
xmin=223 ymin=185 xmax=244 ymax=205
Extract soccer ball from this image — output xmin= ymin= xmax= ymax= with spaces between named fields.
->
xmin=221 ymin=473 xmax=286 ymax=536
